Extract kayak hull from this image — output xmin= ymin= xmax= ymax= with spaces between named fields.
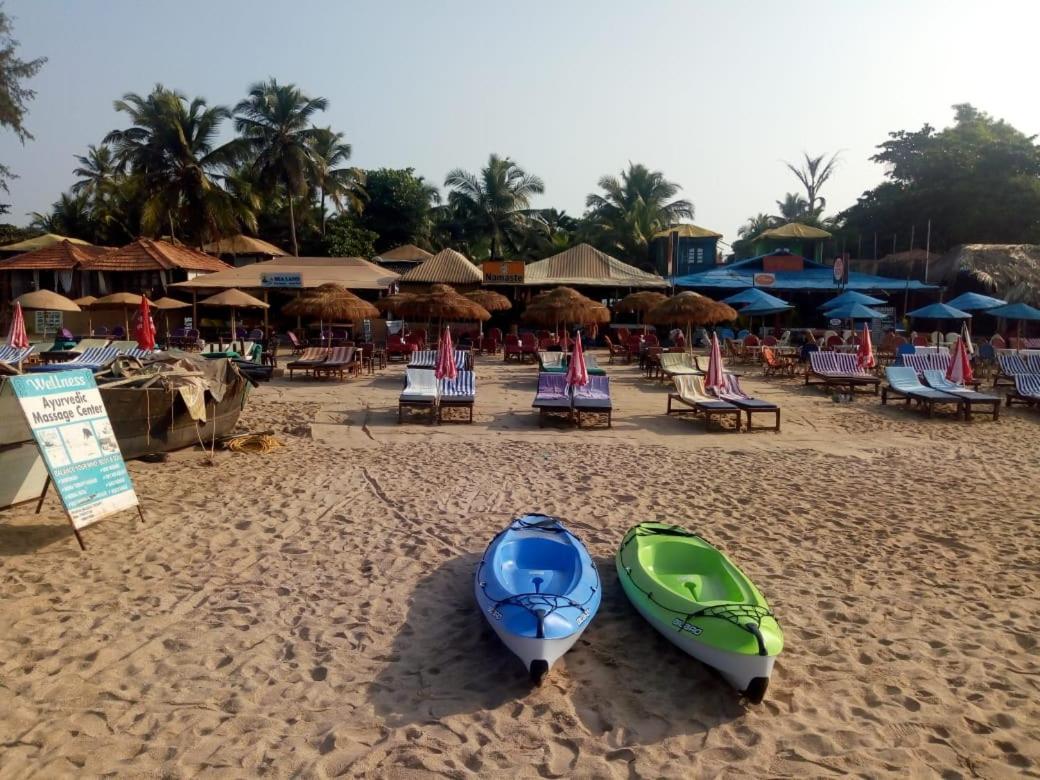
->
xmin=616 ymin=522 xmax=782 ymax=702
xmin=475 ymin=514 xmax=600 ymax=682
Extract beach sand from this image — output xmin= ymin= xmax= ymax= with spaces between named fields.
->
xmin=1 ymin=352 xmax=1038 ymax=777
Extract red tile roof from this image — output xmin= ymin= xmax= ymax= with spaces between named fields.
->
xmin=0 ymin=240 xmax=110 ymax=270
xmin=80 ymin=238 xmax=232 ymax=273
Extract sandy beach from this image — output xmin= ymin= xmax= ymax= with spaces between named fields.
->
xmin=1 ymin=351 xmax=1038 ymax=778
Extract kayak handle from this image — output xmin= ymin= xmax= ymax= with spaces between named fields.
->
xmin=744 ymin=622 xmax=768 ymax=656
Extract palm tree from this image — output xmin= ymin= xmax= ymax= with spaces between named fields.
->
xmin=104 ymin=85 xmax=254 ymax=246
xmin=738 ymin=213 xmax=775 ymax=241
xmin=29 ymin=191 xmax=98 ymax=239
xmin=585 ymin=163 xmax=693 ymax=261
xmin=775 ymin=192 xmax=813 ymax=222
xmin=233 ymin=79 xmax=328 ymax=255
xmin=309 ymin=126 xmax=366 ymax=235
xmin=444 ymin=154 xmax=545 ymax=259
xmin=71 ymin=143 xmax=122 ymax=199
xmin=785 ymin=151 xmax=841 ymax=213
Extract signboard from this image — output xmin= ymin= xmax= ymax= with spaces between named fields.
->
xmin=34 ymin=310 xmax=62 ymax=335
xmin=762 ymin=255 xmax=803 ymax=273
xmin=9 ymin=369 xmax=139 ymax=547
xmin=832 ymin=257 xmax=845 ymax=284
xmin=753 ymin=273 xmax=776 ymax=287
xmin=482 ymin=260 xmax=525 ymax=284
xmin=260 ymin=272 xmax=303 ymax=288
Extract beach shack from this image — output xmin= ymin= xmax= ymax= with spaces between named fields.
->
xmin=397 ymin=248 xmax=482 ymax=291
xmin=372 ymin=244 xmax=434 ymax=275
xmin=649 ymin=224 xmax=722 ymax=277
xmin=752 ymin=223 xmax=832 ymax=261
xmin=202 ymin=234 xmax=287 ymax=268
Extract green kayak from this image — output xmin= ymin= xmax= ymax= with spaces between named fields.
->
xmin=616 ymin=522 xmax=783 ymax=703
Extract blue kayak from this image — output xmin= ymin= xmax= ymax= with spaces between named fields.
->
xmin=474 ymin=514 xmax=601 ymax=684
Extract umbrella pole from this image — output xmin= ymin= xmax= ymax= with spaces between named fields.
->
xmin=231 ymin=308 xmax=237 ymax=351
xmin=263 ymin=290 xmax=269 ymax=335
xmin=124 ymin=307 xmax=130 ymax=337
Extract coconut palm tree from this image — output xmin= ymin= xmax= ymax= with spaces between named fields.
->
xmin=71 ymin=143 xmax=122 ymax=199
xmin=585 ymin=163 xmax=693 ymax=261
xmin=233 ymin=79 xmax=328 ymax=255
xmin=443 ymin=154 xmax=545 ymax=259
xmin=29 ymin=191 xmax=98 ymax=239
xmin=309 ymin=126 xmax=366 ymax=235
xmin=104 ymin=85 xmax=254 ymax=246
xmin=785 ymin=151 xmax=841 ymax=213
xmin=774 ymin=192 xmax=813 ymax=222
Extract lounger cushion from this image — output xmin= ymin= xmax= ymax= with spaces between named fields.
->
xmin=440 ymin=371 xmax=475 ymax=402
xmin=400 ymin=368 xmax=438 ymax=402
xmin=572 ymin=376 xmax=611 ymax=408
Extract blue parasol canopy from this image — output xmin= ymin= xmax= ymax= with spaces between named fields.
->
xmin=818 ymin=290 xmax=885 ymax=310
xmin=823 ymin=302 xmax=887 ymax=320
xmin=986 ymin=302 xmax=1040 ymax=321
xmin=740 ymin=301 xmax=794 ymax=316
xmin=945 ymin=292 xmax=1007 ymax=311
xmin=906 ymin=302 xmax=971 ymax=320
xmin=721 ymin=288 xmax=791 ymax=308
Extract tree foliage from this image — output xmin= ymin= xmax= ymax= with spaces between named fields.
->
xmin=359 ymin=167 xmax=439 ymax=251
xmin=322 ymin=213 xmax=377 ymax=258
xmin=0 ymin=6 xmax=45 ymax=195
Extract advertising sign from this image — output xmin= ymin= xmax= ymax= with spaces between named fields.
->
xmin=260 ymin=272 xmax=303 ymax=288
xmin=9 ymin=369 xmax=138 ymax=541
xmin=753 ymin=273 xmax=776 ymax=287
xmin=832 ymin=257 xmax=845 ymax=284
xmin=482 ymin=260 xmax=525 ymax=284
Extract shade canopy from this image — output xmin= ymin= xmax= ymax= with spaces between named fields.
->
xmin=906 ymin=302 xmax=971 ymax=320
xmin=171 ymin=255 xmax=398 ymax=290
xmin=0 ymin=233 xmax=94 ymax=252
xmin=202 ymin=234 xmax=286 ymax=256
xmin=615 ymin=291 xmax=668 ymax=314
xmin=823 ymin=302 xmax=887 ymax=320
xmin=398 ymin=248 xmax=482 ymax=285
xmin=374 ymin=292 xmax=417 ymax=314
xmin=14 ymin=290 xmax=81 ymax=312
xmin=754 ymin=222 xmax=832 ymax=241
xmin=73 ymin=295 xmax=98 ymax=307
xmin=645 ymin=292 xmax=737 ymax=326
xmin=986 ymin=302 xmax=1040 ymax=321
xmin=945 ymin=292 xmax=1008 ymax=311
xmin=151 ymin=296 xmax=192 ymax=310
xmin=464 ymin=289 xmax=512 ymax=312
xmin=740 ymin=300 xmax=794 ymax=316
xmin=522 ymin=286 xmax=610 ymax=327
xmin=94 ymin=292 xmax=148 ymax=307
xmin=283 ymin=283 xmax=380 ymax=322
xmin=818 ymin=290 xmax=885 ymax=309
xmin=392 ymin=283 xmax=490 ymax=321
xmin=722 ymin=288 xmax=791 ymax=308
xmin=199 ymin=289 xmax=269 ymax=309
xmin=521 ymin=243 xmax=667 ymax=288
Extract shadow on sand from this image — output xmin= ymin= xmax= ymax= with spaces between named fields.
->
xmin=369 ymin=552 xmax=746 ymax=742
xmin=0 ymin=520 xmax=78 ymax=555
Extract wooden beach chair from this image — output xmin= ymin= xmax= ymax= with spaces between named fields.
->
xmin=921 ymin=370 xmax=1000 ymax=421
xmin=286 ymin=347 xmax=330 ymax=380
xmin=438 ymin=370 xmax=476 ymax=423
xmin=993 ymin=354 xmax=1030 ymax=388
xmin=532 ymin=372 xmax=572 ymax=427
xmin=713 ymin=374 xmax=780 ymax=432
xmin=666 ymin=375 xmax=741 ymax=432
xmin=399 ymin=368 xmax=438 ymax=423
xmin=313 ymin=347 xmax=359 ymax=381
xmin=881 ymin=367 xmax=965 ymax=418
xmin=572 ymin=375 xmax=612 ymax=428
xmin=27 ymin=346 xmax=119 ymax=373
xmin=806 ymin=352 xmax=880 ymax=394
xmin=1005 ymin=373 xmax=1040 ymax=409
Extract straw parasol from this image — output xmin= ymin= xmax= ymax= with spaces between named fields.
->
xmin=522 ymin=286 xmax=610 ymax=329
xmin=73 ymin=295 xmax=99 ymax=334
xmin=15 ymin=289 xmax=81 ymax=312
xmin=150 ymin=297 xmax=191 ymax=342
xmin=615 ymin=291 xmax=667 ymax=333
xmin=93 ymin=292 xmax=149 ymax=335
xmin=394 ymin=283 xmax=491 ymax=324
xmin=645 ymin=291 xmax=737 ymax=349
xmin=464 ymin=289 xmax=512 ymax=312
xmin=199 ymin=288 xmax=270 ymax=343
xmin=374 ymin=291 xmax=418 ymax=315
xmin=283 ymin=283 xmax=380 ymax=342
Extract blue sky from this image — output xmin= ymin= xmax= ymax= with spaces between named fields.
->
xmin=0 ymin=0 xmax=1037 ymax=245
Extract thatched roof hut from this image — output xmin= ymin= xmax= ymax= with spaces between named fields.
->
xmin=928 ymin=244 xmax=1040 ymax=303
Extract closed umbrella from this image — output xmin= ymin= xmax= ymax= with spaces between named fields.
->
xmin=565 ymin=329 xmax=588 ymax=388
xmin=856 ymin=323 xmax=875 ymax=369
xmin=135 ymin=295 xmax=156 ymax=351
xmin=705 ymin=332 xmax=725 ymax=392
xmin=7 ymin=301 xmax=28 ymax=349
xmin=946 ymin=337 xmax=973 ymax=385
xmin=960 ymin=321 xmax=974 ymax=355
xmin=435 ymin=325 xmax=457 ymax=381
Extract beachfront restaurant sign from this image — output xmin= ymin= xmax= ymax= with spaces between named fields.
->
xmin=753 ymin=273 xmax=776 ymax=287
xmin=482 ymin=260 xmax=525 ymax=284
xmin=260 ymin=272 xmax=303 ymax=288
xmin=9 ymin=369 xmax=140 ymax=549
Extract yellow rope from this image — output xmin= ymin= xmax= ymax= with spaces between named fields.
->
xmin=226 ymin=433 xmax=282 ymax=454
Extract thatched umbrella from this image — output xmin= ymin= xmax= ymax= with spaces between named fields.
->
xmin=465 ymin=289 xmax=512 ymax=312
xmin=15 ymin=290 xmax=81 ymax=339
xmin=92 ymin=292 xmax=148 ymax=335
xmin=199 ymin=289 xmax=270 ymax=344
xmin=151 ymin=296 xmax=191 ymax=342
xmin=615 ymin=291 xmax=668 ymax=333
xmin=522 ymin=287 xmax=610 ymax=351
xmin=283 ymin=283 xmax=380 ymax=343
xmin=73 ymin=295 xmax=98 ymax=334
xmin=375 ymin=291 xmax=418 ymax=316
xmin=396 ymin=284 xmax=491 ymax=323
xmin=645 ymin=292 xmax=738 ymax=349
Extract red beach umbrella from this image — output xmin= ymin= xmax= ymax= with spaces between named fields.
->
xmin=6 ymin=301 xmax=28 ymax=349
xmin=565 ymin=329 xmax=588 ymax=388
xmin=705 ymin=331 xmax=725 ymax=392
xmin=435 ymin=325 xmax=457 ymax=381
xmin=135 ymin=295 xmax=156 ymax=350
xmin=946 ymin=337 xmax=973 ymax=385
xmin=856 ymin=323 xmax=875 ymax=370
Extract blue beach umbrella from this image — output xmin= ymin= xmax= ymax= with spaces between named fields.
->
xmin=823 ymin=302 xmax=887 ymax=320
xmin=945 ymin=292 xmax=1007 ymax=312
xmin=906 ymin=302 xmax=972 ymax=320
xmin=818 ymin=290 xmax=885 ymax=310
xmin=722 ymin=288 xmax=792 ymax=309
xmin=987 ymin=302 xmax=1040 ymax=345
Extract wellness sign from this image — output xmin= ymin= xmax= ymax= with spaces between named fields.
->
xmin=9 ymin=369 xmax=138 ymax=531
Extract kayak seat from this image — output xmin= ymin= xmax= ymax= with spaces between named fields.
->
xmin=494 ymin=538 xmax=581 ymax=596
xmin=640 ymin=541 xmax=748 ymax=604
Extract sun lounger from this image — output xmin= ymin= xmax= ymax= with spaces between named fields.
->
xmin=1005 ymin=373 xmax=1040 ymax=409
xmin=921 ymin=370 xmax=1000 ymax=420
xmin=399 ymin=368 xmax=438 ymax=423
xmin=666 ymin=375 xmax=741 ymax=431
xmin=807 ymin=352 xmax=880 ymax=394
xmin=572 ymin=375 xmax=612 ymax=428
xmin=713 ymin=374 xmax=780 ymax=432
xmin=532 ymin=372 xmax=572 ymax=427
xmin=408 ymin=349 xmax=469 ymax=370
xmin=994 ymin=354 xmax=1030 ymax=387
xmin=27 ymin=346 xmax=119 ymax=373
xmin=0 ymin=345 xmax=34 ymax=364
xmin=438 ymin=370 xmax=476 ymax=423
xmin=658 ymin=352 xmax=700 ymax=381
xmin=881 ymin=366 xmax=964 ymax=418
xmin=287 ymin=347 xmax=330 ymax=379
xmin=313 ymin=347 xmax=358 ymax=381
xmin=71 ymin=338 xmax=112 ymax=352
xmin=538 ymin=351 xmax=565 ymax=370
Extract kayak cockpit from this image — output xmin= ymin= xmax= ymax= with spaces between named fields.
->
xmin=637 ymin=540 xmax=755 ymax=606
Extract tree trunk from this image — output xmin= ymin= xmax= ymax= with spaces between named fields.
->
xmin=287 ymin=185 xmax=299 ymax=257
xmin=320 ymin=189 xmax=327 ymax=236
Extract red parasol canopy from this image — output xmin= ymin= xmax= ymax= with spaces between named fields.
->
xmin=565 ymin=329 xmax=588 ymax=388
xmin=705 ymin=331 xmax=725 ymax=391
xmin=856 ymin=323 xmax=875 ymax=370
xmin=435 ymin=325 xmax=457 ymax=381
xmin=6 ymin=301 xmax=28 ymax=349
xmin=946 ymin=337 xmax=973 ymax=385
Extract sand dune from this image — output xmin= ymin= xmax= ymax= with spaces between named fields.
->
xmin=1 ymin=353 xmax=1037 ymax=777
